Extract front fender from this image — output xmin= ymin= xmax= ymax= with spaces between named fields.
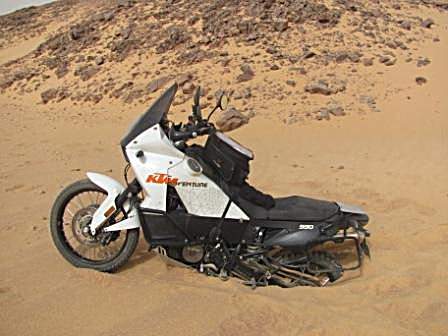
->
xmin=86 ymin=172 xmax=140 ymax=234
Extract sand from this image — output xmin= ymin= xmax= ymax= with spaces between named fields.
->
xmin=1 ymin=4 xmax=448 ymax=336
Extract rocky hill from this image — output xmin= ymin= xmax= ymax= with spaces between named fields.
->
xmin=2 ymin=3 xmax=448 ymax=336
xmin=0 ymin=0 xmax=446 ymax=124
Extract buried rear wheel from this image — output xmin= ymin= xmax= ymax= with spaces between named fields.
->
xmin=307 ymin=251 xmax=343 ymax=282
xmin=271 ymin=250 xmax=343 ymax=287
xmin=50 ymin=179 xmax=139 ymax=272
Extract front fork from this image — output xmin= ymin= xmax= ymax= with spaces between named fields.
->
xmin=86 ymin=172 xmax=142 ymax=235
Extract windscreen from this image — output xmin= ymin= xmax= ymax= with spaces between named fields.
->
xmin=120 ymin=83 xmax=178 ymax=149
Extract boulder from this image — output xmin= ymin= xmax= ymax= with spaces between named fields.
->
xmin=237 ymin=63 xmax=255 ymax=82
xmin=182 ymin=82 xmax=195 ymax=94
xmin=379 ymin=55 xmax=396 ymax=66
xmin=415 ymin=76 xmax=427 ymax=85
xmin=421 ymin=18 xmax=434 ymax=28
xmin=327 ymin=102 xmax=345 ymax=116
xmin=41 ymin=88 xmax=59 ymax=104
xmin=305 ymin=79 xmax=346 ymax=95
xmin=216 ymin=107 xmax=250 ymax=132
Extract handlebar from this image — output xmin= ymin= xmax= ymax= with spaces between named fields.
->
xmin=169 ymin=123 xmax=214 ymax=142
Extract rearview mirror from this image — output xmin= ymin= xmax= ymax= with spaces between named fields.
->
xmin=192 ymin=86 xmax=202 ymax=121
xmin=194 ymin=86 xmax=201 ymax=106
xmin=217 ymin=93 xmax=229 ymax=110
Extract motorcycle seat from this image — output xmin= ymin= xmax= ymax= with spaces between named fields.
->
xmin=268 ymin=196 xmax=339 ymax=221
xmin=237 ymin=195 xmax=339 ymax=222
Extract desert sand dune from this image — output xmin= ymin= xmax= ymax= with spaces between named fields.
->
xmin=1 ymin=1 xmax=447 ymax=335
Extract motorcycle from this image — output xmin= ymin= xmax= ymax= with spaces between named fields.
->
xmin=50 ymin=83 xmax=371 ymax=287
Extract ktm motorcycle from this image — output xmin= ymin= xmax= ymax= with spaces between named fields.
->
xmin=50 ymin=83 xmax=370 ymax=287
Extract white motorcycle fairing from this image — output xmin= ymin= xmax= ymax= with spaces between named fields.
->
xmin=86 ymin=172 xmax=140 ymax=234
xmin=86 ymin=122 xmax=248 ymax=236
xmin=124 ymin=123 xmax=249 ymax=220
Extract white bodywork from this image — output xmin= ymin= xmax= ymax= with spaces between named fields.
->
xmin=87 ymin=172 xmax=140 ymax=234
xmin=87 ymin=123 xmax=249 ymax=234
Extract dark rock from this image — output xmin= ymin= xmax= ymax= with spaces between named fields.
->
xmin=0 ymin=76 xmax=14 ymax=90
xmin=415 ymin=76 xmax=427 ymax=85
xmin=306 ymin=81 xmax=331 ymax=95
xmin=216 ymin=107 xmax=250 ymax=132
xmin=110 ymin=81 xmax=133 ymax=99
xmin=303 ymin=51 xmax=316 ymax=59
xmin=120 ymin=26 xmax=132 ymax=40
xmin=221 ymin=57 xmax=231 ymax=67
xmin=103 ymin=11 xmax=114 ymax=22
xmin=240 ymin=63 xmax=253 ymax=74
xmin=41 ymin=88 xmax=58 ymax=104
xmin=305 ymin=79 xmax=346 ymax=95
xmin=362 ymin=58 xmax=374 ymax=66
xmin=286 ymin=80 xmax=296 ymax=87
xmin=417 ymin=57 xmax=431 ymax=67
xmin=273 ymin=19 xmax=288 ymax=32
xmin=182 ymin=82 xmax=195 ymax=94
xmin=270 ymin=64 xmax=280 ymax=71
xmin=379 ymin=55 xmax=396 ymax=66
xmin=95 ymin=56 xmax=105 ymax=66
xmin=334 ymin=51 xmax=361 ymax=63
xmin=289 ymin=67 xmax=307 ymax=75
xmin=74 ymin=65 xmax=100 ymax=81
xmin=188 ymin=15 xmax=200 ymax=25
xmin=348 ymin=52 xmax=361 ymax=63
xmin=156 ymin=25 xmax=190 ymax=54
xmin=421 ymin=18 xmax=434 ymax=28
xmin=85 ymin=92 xmax=104 ymax=104
xmin=69 ymin=25 xmax=85 ymax=40
xmin=327 ymin=102 xmax=345 ymax=116
xmin=266 ymin=46 xmax=278 ymax=54
xmin=55 ymin=62 xmax=69 ymax=78
xmin=288 ymin=55 xmax=300 ymax=63
xmin=316 ymin=108 xmax=330 ymax=120
xmin=117 ymin=0 xmax=135 ymax=7
xmin=40 ymin=87 xmax=69 ymax=104
xmin=122 ymin=89 xmax=143 ymax=104
xmin=237 ymin=63 xmax=254 ymax=82
xmin=359 ymin=95 xmax=380 ymax=112
xmin=177 ymin=48 xmax=210 ymax=64
xmin=400 ymin=20 xmax=412 ymax=30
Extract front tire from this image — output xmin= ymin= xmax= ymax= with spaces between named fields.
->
xmin=50 ymin=179 xmax=139 ymax=272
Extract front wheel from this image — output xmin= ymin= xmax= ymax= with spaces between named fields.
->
xmin=50 ymin=179 xmax=139 ymax=272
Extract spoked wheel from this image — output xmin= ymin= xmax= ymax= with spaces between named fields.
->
xmin=50 ymin=179 xmax=139 ymax=272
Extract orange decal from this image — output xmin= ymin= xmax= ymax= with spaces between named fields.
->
xmin=104 ymin=206 xmax=116 ymax=217
xmin=146 ymin=173 xmax=178 ymax=185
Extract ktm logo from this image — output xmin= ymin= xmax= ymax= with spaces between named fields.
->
xmin=146 ymin=173 xmax=178 ymax=185
xmin=146 ymin=173 xmax=207 ymax=188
